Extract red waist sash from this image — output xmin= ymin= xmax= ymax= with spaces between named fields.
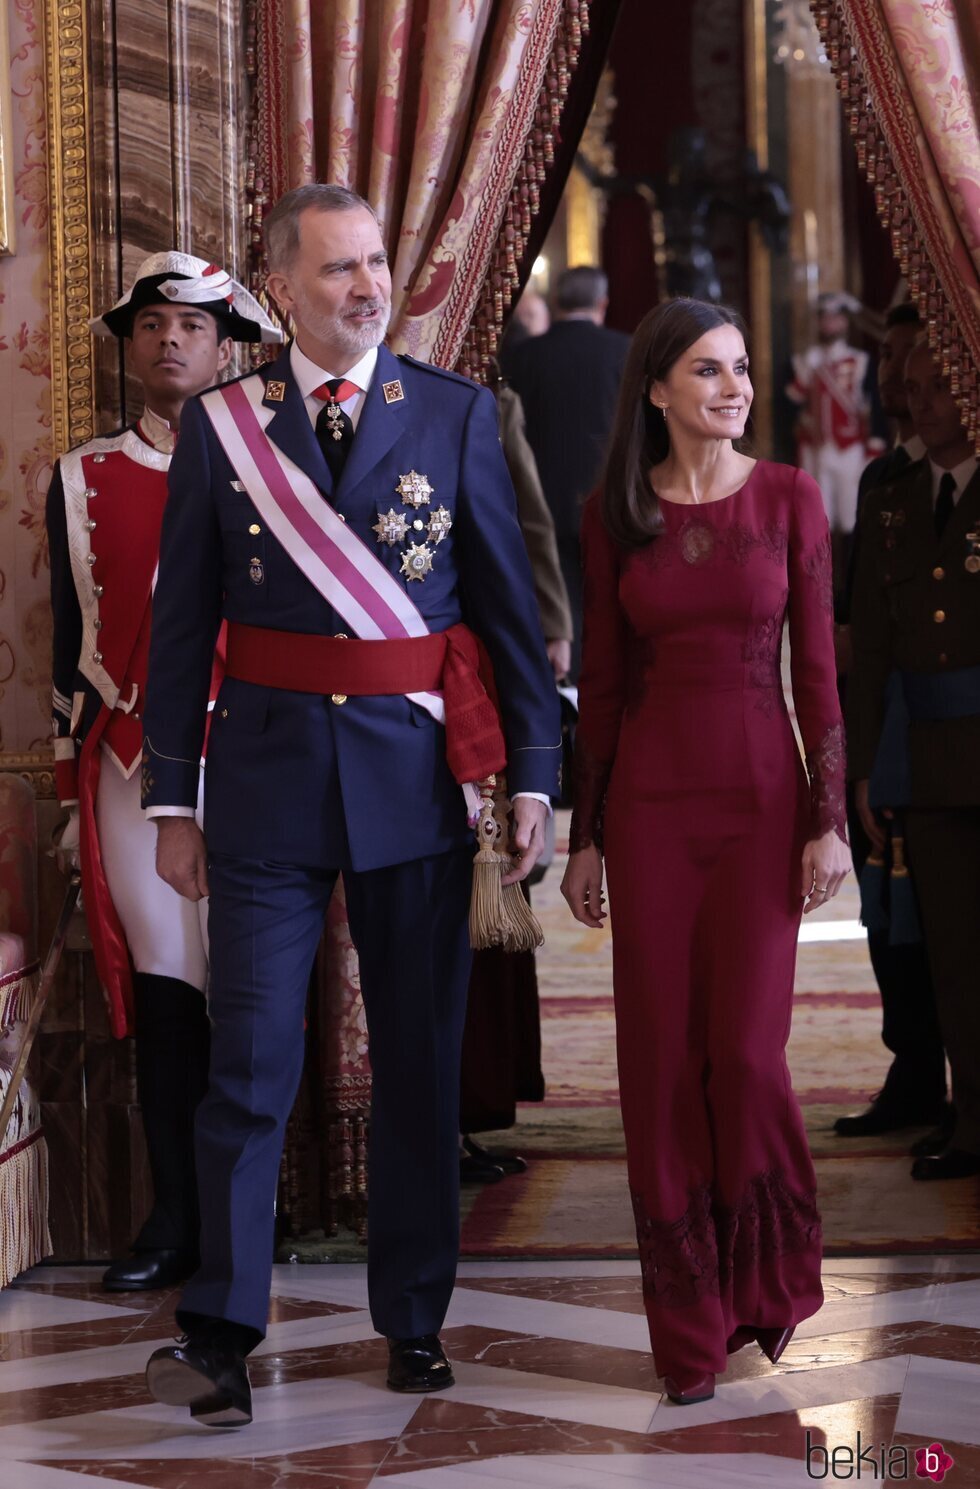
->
xmin=224 ymin=620 xmax=505 ymax=786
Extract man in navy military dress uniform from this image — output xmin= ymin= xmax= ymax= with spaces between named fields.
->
xmin=143 ymin=185 xmax=560 ymax=1425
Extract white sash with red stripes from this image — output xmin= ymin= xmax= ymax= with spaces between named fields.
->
xmin=200 ymin=375 xmax=445 ymax=722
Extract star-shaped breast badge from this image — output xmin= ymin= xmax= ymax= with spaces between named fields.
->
xmin=401 ymin=543 xmax=434 ymax=581
xmin=396 ymin=471 xmax=433 ymax=508
xmin=427 ymin=506 xmax=453 ymax=544
xmin=373 ymin=509 xmax=409 ymax=546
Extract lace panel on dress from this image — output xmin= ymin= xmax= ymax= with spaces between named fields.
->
xmin=802 ymin=531 xmax=833 ymax=615
xmin=632 ymin=1169 xmax=822 ymax=1308
xmin=805 ymin=719 xmax=848 ymax=843
xmin=743 ymin=593 xmax=788 ymax=716
xmin=568 ymin=737 xmax=612 ymax=853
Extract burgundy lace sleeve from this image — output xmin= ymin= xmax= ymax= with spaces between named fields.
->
xmin=787 ymin=469 xmax=848 ymax=843
xmin=568 ymin=495 xmax=629 ymax=854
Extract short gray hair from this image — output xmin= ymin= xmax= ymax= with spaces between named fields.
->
xmin=265 ymin=184 xmax=378 ymax=271
xmin=556 ymin=266 xmax=608 ymax=313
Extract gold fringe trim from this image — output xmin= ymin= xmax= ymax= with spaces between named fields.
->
xmin=811 ymin=0 xmax=979 ymax=450
xmin=457 ymin=0 xmax=591 ymax=381
xmin=0 ymin=966 xmax=40 ymax=1031
xmin=469 ymin=780 xmax=545 ymax=951
xmin=0 ymin=1133 xmax=52 ymax=1289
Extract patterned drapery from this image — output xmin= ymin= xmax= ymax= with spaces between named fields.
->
xmin=248 ymin=0 xmax=592 ymax=378
xmin=252 ymin=0 xmax=604 ymax=1243
xmin=811 ymin=0 xmax=980 ymax=448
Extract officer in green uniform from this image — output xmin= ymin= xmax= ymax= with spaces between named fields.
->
xmin=848 ymin=336 xmax=980 ymax=1182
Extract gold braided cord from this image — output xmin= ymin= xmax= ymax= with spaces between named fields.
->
xmin=811 ymin=0 xmax=980 ymax=449
xmin=455 ymin=0 xmax=590 ymax=381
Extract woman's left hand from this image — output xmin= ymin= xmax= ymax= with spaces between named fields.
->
xmin=801 ymin=830 xmax=851 ymax=915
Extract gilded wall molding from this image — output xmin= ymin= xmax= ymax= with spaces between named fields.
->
xmin=44 ymin=0 xmax=95 ymax=453
xmin=0 ymin=0 xmax=16 ymax=256
xmin=0 ymin=750 xmax=57 ymax=800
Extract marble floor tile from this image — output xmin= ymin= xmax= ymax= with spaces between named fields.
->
xmin=0 ymin=1291 xmax=142 ymax=1333
xmin=1 ymin=1466 xmax=147 ymax=1488
xmin=0 ymin=1311 xmax=378 ymax=1396
xmin=0 ymin=1377 xmax=415 ymax=1462
xmin=381 ymin=1448 xmax=819 ymax=1485
xmin=4 ymin=1257 xmax=980 ymax=1489
xmin=893 ymin=1351 xmax=980 ymax=1447
xmin=644 ymin=1355 xmax=910 ymax=1432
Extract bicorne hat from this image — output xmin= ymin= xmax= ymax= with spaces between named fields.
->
xmin=92 ymin=251 xmax=283 ymax=344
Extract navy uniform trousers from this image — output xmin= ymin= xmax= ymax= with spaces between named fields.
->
xmin=181 ymin=835 xmax=473 ymax=1346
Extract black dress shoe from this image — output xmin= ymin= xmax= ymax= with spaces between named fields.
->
xmin=911 ymin=1148 xmax=980 ymax=1182
xmin=834 ymin=1101 xmax=941 ymax=1138
xmin=102 ymin=1249 xmax=195 ymax=1292
xmin=463 ymin=1136 xmax=527 ymax=1175
xmin=910 ymin=1104 xmax=957 ymax=1158
xmin=146 ymin=1330 xmax=252 ymax=1426
xmin=459 ymin=1152 xmax=506 ymax=1185
xmin=387 ymin=1335 xmax=454 ymax=1393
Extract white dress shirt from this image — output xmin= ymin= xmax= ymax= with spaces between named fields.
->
xmin=290 ymin=339 xmax=377 ymax=431
xmin=929 ymin=454 xmax=979 ymax=507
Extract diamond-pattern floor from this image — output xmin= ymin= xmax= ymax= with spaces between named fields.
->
xmin=1 ymin=1258 xmax=978 ymax=1486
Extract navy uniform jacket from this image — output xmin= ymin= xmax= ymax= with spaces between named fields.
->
xmin=142 ymin=344 xmax=562 ymax=870
xmin=848 ymin=461 xmax=980 ymax=805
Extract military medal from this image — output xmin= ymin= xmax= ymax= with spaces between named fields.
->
xmin=401 ymin=543 xmax=434 ymax=581
xmin=966 ymin=529 xmax=980 ymax=573
xmin=396 ymin=471 xmax=433 ymax=508
xmin=427 ymin=506 xmax=453 ymax=544
xmin=373 ymin=508 xmax=409 ymax=546
xmin=249 ymin=556 xmax=265 ymax=585
xmin=323 ymin=399 xmax=345 ymax=441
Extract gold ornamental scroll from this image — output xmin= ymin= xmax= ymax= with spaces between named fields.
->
xmin=44 ymin=0 xmax=96 ymax=454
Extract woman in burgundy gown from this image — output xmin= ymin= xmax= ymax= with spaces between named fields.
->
xmin=562 ymin=299 xmax=849 ymax=1404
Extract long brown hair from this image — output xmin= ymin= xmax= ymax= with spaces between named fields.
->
xmin=601 ymin=297 xmax=747 ymax=548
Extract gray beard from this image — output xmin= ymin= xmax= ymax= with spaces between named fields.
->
xmin=294 ymin=293 xmax=391 ymax=360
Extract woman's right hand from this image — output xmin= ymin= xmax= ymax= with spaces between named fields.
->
xmin=561 ymin=845 xmax=607 ymax=928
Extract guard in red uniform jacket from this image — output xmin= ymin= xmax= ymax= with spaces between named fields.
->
xmin=46 ymin=253 xmax=283 ymax=1292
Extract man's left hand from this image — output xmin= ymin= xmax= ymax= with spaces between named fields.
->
xmin=502 ymin=797 xmax=549 ymax=886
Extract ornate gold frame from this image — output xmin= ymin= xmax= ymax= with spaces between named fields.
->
xmin=44 ymin=0 xmax=96 ymax=454
xmin=0 ymin=0 xmax=15 ymax=255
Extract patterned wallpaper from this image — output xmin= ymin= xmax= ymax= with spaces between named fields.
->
xmin=0 ymin=0 xmax=53 ymax=754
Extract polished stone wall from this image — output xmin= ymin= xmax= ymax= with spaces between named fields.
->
xmin=89 ymin=0 xmax=247 ymax=426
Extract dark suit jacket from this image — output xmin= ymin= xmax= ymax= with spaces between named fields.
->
xmin=838 ymin=444 xmax=914 ymax=625
xmin=142 ymin=344 xmax=561 ymax=871
xmin=502 ymin=319 xmax=630 ymax=543
xmin=497 ymin=386 xmax=572 ymax=642
xmin=847 ymin=460 xmax=980 ymax=804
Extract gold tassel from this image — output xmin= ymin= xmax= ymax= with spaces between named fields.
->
xmin=501 ymin=876 xmax=545 ymax=952
xmin=468 ymin=776 xmax=546 ymax=952
xmin=469 ymin=777 xmax=511 ymax=950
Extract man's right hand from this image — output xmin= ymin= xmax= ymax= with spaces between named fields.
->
xmin=855 ymin=778 xmax=887 ymax=855
xmin=155 ymin=817 xmax=209 ymax=900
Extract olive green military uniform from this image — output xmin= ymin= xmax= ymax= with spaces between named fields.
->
xmin=848 ymin=458 xmax=980 ymax=1155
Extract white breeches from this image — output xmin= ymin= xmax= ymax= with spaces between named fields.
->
xmin=804 ymin=443 xmax=867 ymax=534
xmin=95 ymin=753 xmax=209 ymax=991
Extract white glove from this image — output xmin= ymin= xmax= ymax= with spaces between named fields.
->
xmin=53 ymin=806 xmax=81 ymax=873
